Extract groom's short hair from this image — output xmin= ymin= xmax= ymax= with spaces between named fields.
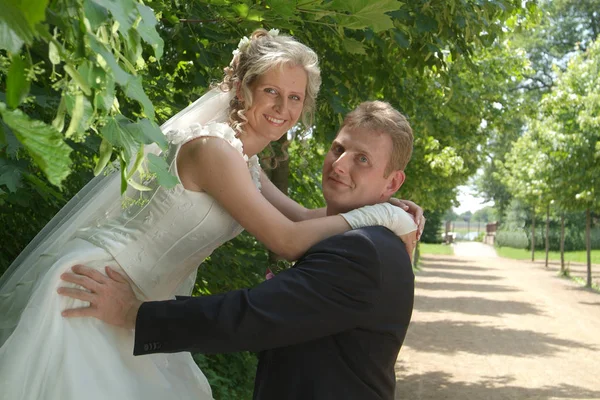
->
xmin=340 ymin=101 xmax=413 ymax=175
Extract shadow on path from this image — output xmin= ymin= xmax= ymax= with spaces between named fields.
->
xmin=419 ymin=259 xmax=492 ymax=273
xmin=579 ymin=301 xmax=600 ymax=306
xmin=565 ymin=285 xmax=600 ymax=295
xmin=414 ymin=296 xmax=544 ymax=317
xmin=416 ymin=281 xmax=520 ymax=292
xmin=395 ymin=370 xmax=600 ymax=400
xmin=406 ymin=320 xmax=597 ymax=356
xmin=416 ymin=270 xmax=503 ymax=281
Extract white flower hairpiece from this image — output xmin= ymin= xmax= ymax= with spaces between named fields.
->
xmin=230 ymin=29 xmax=280 ymax=64
xmin=231 ymin=29 xmax=280 ymax=56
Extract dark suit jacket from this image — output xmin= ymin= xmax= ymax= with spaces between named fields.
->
xmin=134 ymin=226 xmax=414 ymax=400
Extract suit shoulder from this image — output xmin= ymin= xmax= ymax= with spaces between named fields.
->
xmin=309 ymin=227 xmax=378 ymax=253
xmin=310 ymin=225 xmax=400 ymax=247
xmin=341 ymin=227 xmax=411 ymax=268
xmin=301 ymin=228 xmax=380 ymax=268
xmin=305 ymin=226 xmax=403 ymax=264
xmin=342 ymin=226 xmax=405 ymax=251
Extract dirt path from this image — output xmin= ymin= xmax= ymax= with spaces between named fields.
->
xmin=395 ymin=243 xmax=600 ymax=400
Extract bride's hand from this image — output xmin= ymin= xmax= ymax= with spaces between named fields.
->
xmin=388 ymin=198 xmax=426 ymax=240
xmin=340 ymin=202 xmax=418 ymax=238
xmin=340 ymin=203 xmax=418 ymax=261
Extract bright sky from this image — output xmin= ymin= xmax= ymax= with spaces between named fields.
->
xmin=453 ymin=185 xmax=494 ymax=215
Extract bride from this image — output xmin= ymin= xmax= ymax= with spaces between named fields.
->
xmin=0 ymin=29 xmax=420 ymax=399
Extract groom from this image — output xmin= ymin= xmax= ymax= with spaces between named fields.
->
xmin=60 ymin=100 xmax=416 ymax=400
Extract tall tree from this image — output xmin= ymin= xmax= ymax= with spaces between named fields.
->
xmin=541 ymin=36 xmax=600 ymax=287
xmin=477 ymin=0 xmax=600 ymax=216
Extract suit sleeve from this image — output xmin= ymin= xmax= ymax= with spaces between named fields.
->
xmin=134 ymin=230 xmax=382 ymax=355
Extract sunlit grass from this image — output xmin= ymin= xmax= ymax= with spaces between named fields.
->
xmin=495 ymin=247 xmax=600 ymax=264
xmin=420 ymin=243 xmax=454 ymax=256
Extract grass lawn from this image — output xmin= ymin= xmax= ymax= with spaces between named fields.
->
xmin=420 ymin=243 xmax=454 ymax=256
xmin=496 ymin=247 xmax=600 ymax=264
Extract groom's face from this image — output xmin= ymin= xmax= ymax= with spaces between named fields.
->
xmin=322 ymin=126 xmax=404 ymax=215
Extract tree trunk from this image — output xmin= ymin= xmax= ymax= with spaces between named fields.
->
xmin=560 ymin=214 xmax=565 ymax=274
xmin=531 ymin=206 xmax=536 ymax=262
xmin=267 ymin=136 xmax=290 ymax=265
xmin=586 ymin=208 xmax=592 ymax=288
xmin=545 ymin=203 xmax=550 ymax=267
xmin=414 ymin=242 xmax=420 ymax=268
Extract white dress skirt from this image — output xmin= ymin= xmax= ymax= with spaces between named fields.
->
xmin=0 ymin=123 xmax=262 ymax=399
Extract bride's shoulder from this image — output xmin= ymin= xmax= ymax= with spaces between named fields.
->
xmin=172 ymin=122 xmax=261 ymax=189
xmin=167 ymin=122 xmax=244 ymax=155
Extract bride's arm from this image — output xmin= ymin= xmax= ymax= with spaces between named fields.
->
xmin=179 ymin=137 xmax=351 ymax=261
xmin=260 ymin=170 xmax=425 ymax=237
xmin=258 ymin=170 xmax=326 ymax=222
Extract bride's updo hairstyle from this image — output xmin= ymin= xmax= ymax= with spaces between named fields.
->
xmin=221 ymin=29 xmax=321 ymax=136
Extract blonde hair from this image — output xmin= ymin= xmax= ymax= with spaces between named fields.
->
xmin=220 ymin=29 xmax=321 ymax=137
xmin=341 ymin=101 xmax=413 ymax=175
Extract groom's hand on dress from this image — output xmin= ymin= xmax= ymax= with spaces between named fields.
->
xmin=58 ymin=265 xmax=142 ymax=330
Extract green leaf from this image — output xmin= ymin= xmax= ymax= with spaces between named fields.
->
xmin=125 ymin=27 xmax=142 ymax=67
xmin=265 ymin=0 xmax=296 ymax=18
xmin=0 ymin=103 xmax=72 ymax=188
xmin=416 ymin=13 xmax=438 ymax=33
xmin=93 ymin=137 xmax=113 ymax=176
xmin=147 ymin=153 xmax=179 ymax=189
xmin=120 ymin=156 xmax=127 ymax=194
xmin=0 ymin=20 xmax=24 ymax=53
xmin=89 ymin=34 xmax=153 ymax=118
xmin=88 ymin=34 xmax=130 ymax=85
xmin=132 ymin=119 xmax=167 ymax=150
xmin=328 ymin=0 xmax=402 ymax=32
xmin=342 ymin=38 xmax=367 ymax=55
xmin=126 ymin=143 xmax=145 ymax=179
xmin=393 ymin=31 xmax=410 ymax=48
xmin=0 ymin=118 xmax=21 ymax=156
xmin=6 ymin=55 xmax=30 ymax=109
xmin=52 ymin=96 xmax=66 ymax=132
xmin=0 ymin=158 xmax=23 ymax=192
xmin=122 ymin=75 xmax=154 ymax=119
xmin=83 ymin=0 xmax=109 ymax=31
xmin=95 ymin=73 xmax=115 ymax=111
xmin=127 ymin=177 xmax=152 ymax=191
xmin=101 ymin=115 xmax=139 ymax=160
xmin=18 ymin=0 xmax=49 ymax=28
xmin=136 ymin=3 xmax=164 ymax=59
xmin=64 ymin=93 xmax=85 ymax=138
xmin=0 ymin=2 xmax=36 ymax=46
xmin=64 ymin=64 xmax=92 ymax=96
xmin=48 ymin=41 xmax=60 ymax=64
xmin=77 ymin=61 xmax=107 ymax=90
xmin=90 ymin=0 xmax=136 ymax=33
xmin=115 ymin=118 xmax=166 ymax=151
xmin=0 ymin=119 xmax=5 ymax=145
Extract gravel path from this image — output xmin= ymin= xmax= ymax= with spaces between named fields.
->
xmin=395 ymin=243 xmax=600 ymax=400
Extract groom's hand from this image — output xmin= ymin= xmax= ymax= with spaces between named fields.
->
xmin=58 ymin=265 xmax=142 ymax=330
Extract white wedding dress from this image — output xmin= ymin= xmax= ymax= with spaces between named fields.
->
xmin=0 ymin=123 xmax=261 ymax=399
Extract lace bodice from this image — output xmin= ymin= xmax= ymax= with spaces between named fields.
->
xmin=75 ymin=123 xmax=261 ymax=300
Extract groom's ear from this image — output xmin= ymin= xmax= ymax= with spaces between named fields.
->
xmin=383 ymin=170 xmax=405 ymax=197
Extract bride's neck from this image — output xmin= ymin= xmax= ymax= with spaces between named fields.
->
xmin=238 ymin=132 xmax=269 ymax=158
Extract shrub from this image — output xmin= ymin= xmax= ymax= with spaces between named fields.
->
xmin=420 ymin=210 xmax=444 ymax=244
xmin=496 ymin=227 xmax=600 ymax=251
xmin=495 ymin=230 xmax=529 ymax=249
xmin=530 ymin=227 xmax=600 ymax=251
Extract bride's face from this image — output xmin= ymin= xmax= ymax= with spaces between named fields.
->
xmin=241 ymin=64 xmax=307 ymax=142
